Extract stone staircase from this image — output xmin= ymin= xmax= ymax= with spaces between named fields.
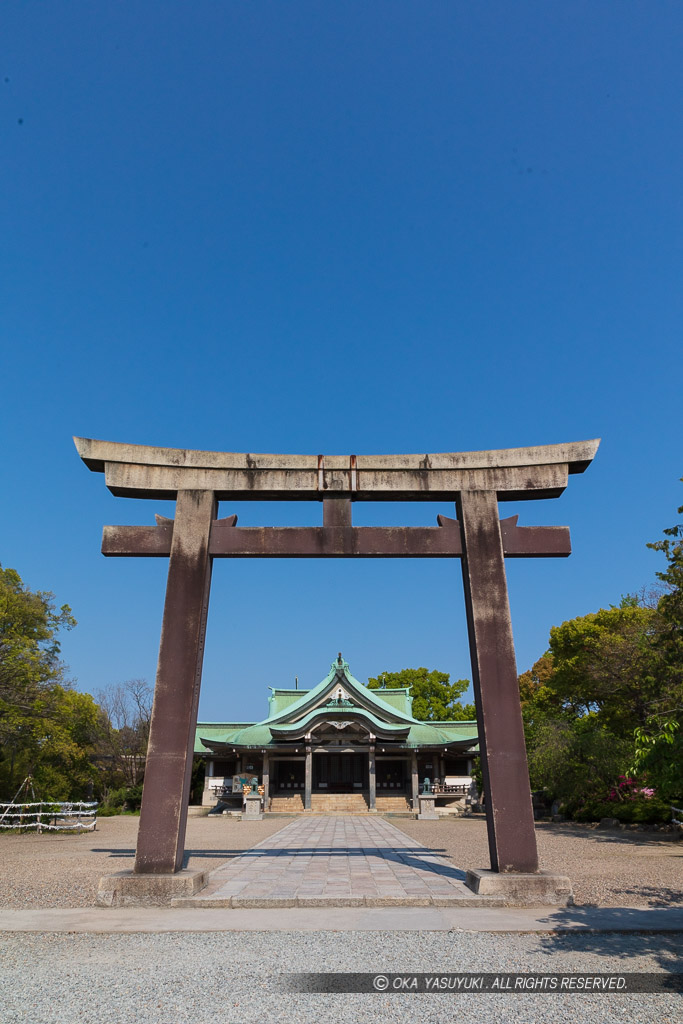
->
xmin=267 ymin=791 xmax=413 ymax=815
xmin=310 ymin=792 xmax=370 ymax=813
xmin=375 ymin=794 xmax=412 ymax=813
xmin=269 ymin=792 xmax=304 ymax=813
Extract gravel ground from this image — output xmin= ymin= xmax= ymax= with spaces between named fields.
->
xmin=0 ymin=929 xmax=680 ymax=1024
xmin=0 ymin=815 xmax=286 ymax=908
xmin=394 ymin=817 xmax=683 ymax=907
xmin=0 ymin=814 xmax=680 ymax=909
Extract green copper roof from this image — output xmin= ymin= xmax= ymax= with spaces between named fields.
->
xmin=367 ymin=687 xmax=413 ymax=716
xmin=196 ymin=655 xmax=478 ymax=753
xmin=268 ymin=689 xmax=309 ymax=716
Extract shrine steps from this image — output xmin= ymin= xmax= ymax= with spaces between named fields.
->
xmin=311 ymin=793 xmax=369 ymax=813
xmin=269 ymin=793 xmax=304 ymax=813
xmin=375 ymin=795 xmax=412 ymax=813
xmin=267 ymin=792 xmax=412 ymax=814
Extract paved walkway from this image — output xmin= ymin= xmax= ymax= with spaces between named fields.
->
xmin=180 ymin=815 xmax=492 ymax=907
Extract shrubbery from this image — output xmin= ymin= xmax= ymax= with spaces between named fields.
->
xmin=569 ymin=795 xmax=672 ymax=825
xmin=98 ymin=783 xmax=143 ymax=816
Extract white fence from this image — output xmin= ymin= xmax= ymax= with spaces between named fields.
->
xmin=0 ymin=801 xmax=98 ymax=832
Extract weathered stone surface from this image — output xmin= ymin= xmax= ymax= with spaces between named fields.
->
xmin=102 ymin=519 xmax=573 ymax=560
xmin=465 ymin=868 xmax=573 ymax=906
xmin=364 ymin=897 xmax=433 ymax=907
xmin=97 ymin=870 xmax=208 ymax=908
xmin=458 ymin=489 xmax=539 ymax=874
xmin=74 ymin=437 xmax=600 ymax=474
xmin=74 ymin=436 xmax=599 ymax=501
xmin=230 ymin=897 xmax=296 ymax=908
xmin=243 ymin=795 xmax=263 ymax=820
xmin=417 ymin=795 xmax=438 ymax=820
xmin=134 ymin=489 xmax=216 ymax=874
xmin=296 ymin=896 xmax=366 ymax=908
xmin=102 ymin=460 xmax=572 ymax=501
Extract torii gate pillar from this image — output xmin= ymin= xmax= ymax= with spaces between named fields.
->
xmin=458 ymin=489 xmax=537 ymax=872
xmin=134 ymin=490 xmax=215 ymax=874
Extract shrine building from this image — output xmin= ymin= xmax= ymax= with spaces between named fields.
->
xmin=195 ymin=654 xmax=478 ymax=814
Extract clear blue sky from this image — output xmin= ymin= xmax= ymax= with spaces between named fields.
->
xmin=1 ymin=2 xmax=681 ymax=721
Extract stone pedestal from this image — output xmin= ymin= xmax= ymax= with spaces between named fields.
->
xmin=465 ymin=868 xmax=573 ymax=906
xmin=417 ymin=794 xmax=438 ymax=820
xmin=97 ymin=869 xmax=208 ymax=907
xmin=243 ymin=794 xmax=263 ymax=820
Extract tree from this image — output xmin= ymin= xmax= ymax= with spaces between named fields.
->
xmin=518 ymin=654 xmax=564 ymax=720
xmin=1 ymin=685 xmax=103 ymax=800
xmin=95 ymin=678 xmax=153 ymax=789
xmin=518 ymin=480 xmax=683 ymax=811
xmin=0 ymin=564 xmax=101 ymax=799
xmin=367 ymin=667 xmax=475 ymax=721
xmin=545 ymin=598 xmax=661 ymax=735
xmin=0 ymin=564 xmax=76 ymax=707
xmin=635 ymin=481 xmax=683 ymax=801
xmin=517 ymin=602 xmax=661 ymax=809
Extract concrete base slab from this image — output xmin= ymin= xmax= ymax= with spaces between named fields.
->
xmin=293 ymin=896 xmax=367 ymax=908
xmin=174 ymin=893 xmax=506 ymax=908
xmin=465 ymin=868 xmax=573 ymax=906
xmin=97 ymin=869 xmax=208 ymax=908
xmin=2 ymin=905 xmax=681 ymax=933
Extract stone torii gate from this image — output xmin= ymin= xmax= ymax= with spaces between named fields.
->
xmin=76 ymin=436 xmax=599 ymax=900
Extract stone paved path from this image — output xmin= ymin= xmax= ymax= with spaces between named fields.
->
xmin=180 ymin=815 xmax=497 ymax=907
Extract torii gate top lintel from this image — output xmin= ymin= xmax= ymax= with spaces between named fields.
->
xmin=73 ymin=436 xmax=600 ymax=501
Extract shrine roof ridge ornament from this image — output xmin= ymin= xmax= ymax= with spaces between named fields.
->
xmin=73 ymin=436 xmax=600 ymax=501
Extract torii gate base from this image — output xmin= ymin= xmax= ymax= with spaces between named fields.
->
xmin=77 ymin=437 xmax=597 ymax=907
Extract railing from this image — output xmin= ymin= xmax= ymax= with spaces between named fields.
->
xmin=430 ymin=782 xmax=472 ymax=796
xmin=0 ymin=801 xmax=98 ymax=832
xmin=210 ymin=785 xmax=242 ymax=800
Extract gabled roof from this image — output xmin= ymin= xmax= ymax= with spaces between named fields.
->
xmin=264 ymin=657 xmax=420 ymax=727
xmin=196 ymin=656 xmax=478 ymax=752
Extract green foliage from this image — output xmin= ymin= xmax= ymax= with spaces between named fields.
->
xmin=570 ymin=795 xmax=672 ymax=825
xmin=648 ymin=480 xmax=683 ymax=659
xmin=637 ymin=482 xmax=683 ymax=801
xmin=520 ymin=480 xmax=683 ymax=813
xmin=524 ymin=709 xmax=632 ymax=804
xmin=98 ymin=783 xmax=143 ymax=815
xmin=367 ymin=667 xmax=474 ymax=721
xmin=546 ymin=602 xmax=660 ymax=733
xmin=632 ymin=720 xmax=682 ymax=803
xmin=0 ymin=565 xmax=103 ymax=800
xmin=0 ymin=683 xmax=102 ymax=801
xmin=519 ymin=651 xmax=631 ymax=804
xmin=0 ymin=563 xmax=76 ymax=704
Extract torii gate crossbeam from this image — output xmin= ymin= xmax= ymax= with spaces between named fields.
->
xmin=75 ymin=436 xmax=599 ymax=883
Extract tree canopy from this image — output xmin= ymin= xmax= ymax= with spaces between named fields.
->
xmin=0 ymin=564 xmax=101 ymax=799
xmin=518 ymin=480 xmax=683 ymax=815
xmin=634 ymin=482 xmax=683 ymax=800
xmin=0 ymin=564 xmax=154 ymax=804
xmin=367 ymin=667 xmax=475 ymax=721
xmin=0 ymin=565 xmax=76 ymax=704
